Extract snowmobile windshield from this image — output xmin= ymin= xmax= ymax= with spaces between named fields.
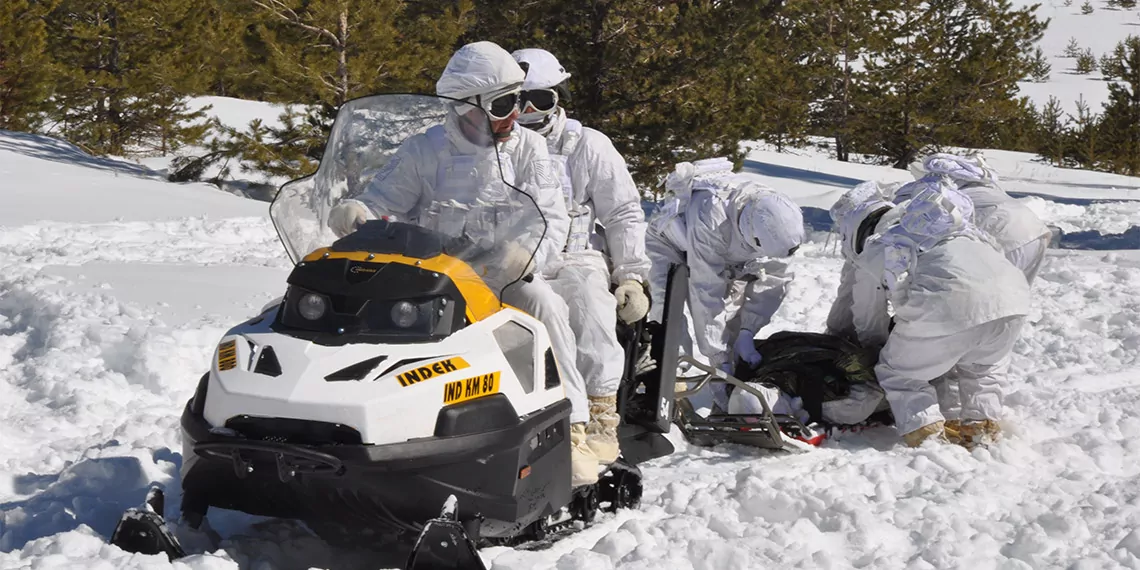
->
xmin=269 ymin=93 xmax=547 ymax=301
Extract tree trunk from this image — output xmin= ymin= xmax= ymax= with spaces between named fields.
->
xmin=336 ymin=4 xmax=349 ymax=105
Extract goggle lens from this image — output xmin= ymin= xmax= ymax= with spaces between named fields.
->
xmin=520 ymin=89 xmax=557 ymax=112
xmin=488 ymin=92 xmax=519 ymax=120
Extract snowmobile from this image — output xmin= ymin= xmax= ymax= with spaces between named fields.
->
xmin=107 ymin=93 xmax=738 ymax=569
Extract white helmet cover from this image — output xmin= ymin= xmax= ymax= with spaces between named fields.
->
xmin=436 ymin=41 xmax=525 ymax=104
xmin=511 ymin=48 xmax=572 ymax=90
xmin=739 ymin=191 xmax=806 ymax=258
xmin=909 ymin=152 xmax=999 ymax=186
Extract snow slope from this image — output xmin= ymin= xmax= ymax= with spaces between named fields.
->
xmin=1013 ymin=0 xmax=1140 ymax=116
xmin=2 ymin=128 xmax=1140 ymax=569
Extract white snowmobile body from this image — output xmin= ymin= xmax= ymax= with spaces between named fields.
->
xmin=201 ymin=277 xmax=563 ymax=449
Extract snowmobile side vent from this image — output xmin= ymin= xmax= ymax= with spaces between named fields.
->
xmin=544 ymin=349 xmax=560 ymax=389
xmin=493 ymin=322 xmax=535 ymax=393
xmin=254 ymin=346 xmax=283 ymax=377
xmin=325 ymin=355 xmax=389 ymax=382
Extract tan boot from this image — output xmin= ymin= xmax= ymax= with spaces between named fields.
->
xmin=956 ymin=420 xmax=1001 ymax=449
xmin=571 ymin=422 xmax=600 ymax=487
xmin=943 ymin=419 xmax=963 ymax=445
xmin=585 ymin=394 xmax=621 ymax=465
xmin=903 ymin=421 xmax=946 ymax=448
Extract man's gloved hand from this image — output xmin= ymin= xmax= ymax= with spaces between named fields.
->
xmin=734 ymin=329 xmax=763 ymax=368
xmin=500 ymin=241 xmax=536 ymax=281
xmin=328 ymin=200 xmax=372 ymax=238
xmin=613 ymin=280 xmax=649 ymax=324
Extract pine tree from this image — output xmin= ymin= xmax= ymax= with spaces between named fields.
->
xmin=853 ymin=0 xmax=1047 ymax=167
xmin=1098 ymin=36 xmax=1140 ymax=174
xmin=1082 ymin=0 xmax=1094 ymax=14
xmin=175 ymin=0 xmax=473 ymax=183
xmin=0 ymin=0 xmax=57 ymax=131
xmin=1064 ymin=37 xmax=1082 ymax=57
xmin=45 ymin=0 xmax=209 ymax=155
xmin=247 ymin=0 xmax=472 ymax=107
xmin=1076 ymin=48 xmax=1098 ymax=74
xmin=1036 ymin=96 xmax=1068 ymax=165
xmin=1028 ymin=46 xmax=1052 ymax=82
xmin=470 ymin=0 xmax=785 ymax=187
xmin=174 ymin=0 xmax=265 ymax=98
xmin=1101 ymin=41 xmax=1129 ymax=80
xmin=1067 ymin=96 xmax=1100 ymax=168
xmin=798 ymin=0 xmax=876 ymax=161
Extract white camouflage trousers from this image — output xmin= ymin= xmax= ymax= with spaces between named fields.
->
xmin=876 ymin=316 xmax=1025 ymax=435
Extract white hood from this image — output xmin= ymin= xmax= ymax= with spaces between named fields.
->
xmin=436 ymin=41 xmax=525 ymax=102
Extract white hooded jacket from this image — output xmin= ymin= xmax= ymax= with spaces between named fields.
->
xmin=647 ymin=171 xmax=804 ymax=368
xmin=907 ymin=154 xmax=1051 ymax=255
xmin=829 ymin=182 xmax=1030 ymax=348
xmin=535 ymin=107 xmax=650 ymax=284
xmin=352 ymin=43 xmax=569 ymax=274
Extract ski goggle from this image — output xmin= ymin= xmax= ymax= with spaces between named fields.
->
xmin=478 ymin=91 xmax=520 ymax=121
xmin=519 ymin=89 xmax=558 ymax=113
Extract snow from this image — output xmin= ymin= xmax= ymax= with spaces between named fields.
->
xmin=1012 ymin=0 xmax=1140 ymax=116
xmin=0 ymin=130 xmax=266 ymax=225
xmin=187 ymin=97 xmax=288 ymax=133
xmin=2 ymin=125 xmax=1140 ymax=570
xmin=740 ymin=143 xmax=1140 ymax=248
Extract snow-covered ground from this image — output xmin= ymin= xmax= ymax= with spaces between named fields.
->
xmin=739 ymin=143 xmax=1140 ymax=251
xmin=1013 ymin=0 xmax=1140 ymax=116
xmin=2 ymin=123 xmax=1140 ymax=570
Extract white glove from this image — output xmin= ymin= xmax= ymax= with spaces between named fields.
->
xmin=500 ymin=241 xmax=536 ymax=280
xmin=734 ymin=329 xmax=763 ymax=367
xmin=613 ymin=280 xmax=649 ymax=324
xmin=328 ymin=200 xmax=373 ymax=238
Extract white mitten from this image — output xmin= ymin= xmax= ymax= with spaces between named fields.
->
xmin=613 ymin=280 xmax=649 ymax=324
xmin=328 ymin=200 xmax=373 ymax=238
xmin=500 ymin=241 xmax=536 ymax=280
xmin=734 ymin=329 xmax=763 ymax=367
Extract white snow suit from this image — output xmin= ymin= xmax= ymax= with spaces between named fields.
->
xmin=344 ymin=43 xmax=593 ymax=425
xmin=828 ymin=181 xmax=1031 ymax=436
xmin=645 ymin=166 xmax=805 ymax=371
xmin=906 ymin=153 xmax=1051 ymax=283
xmin=532 ymin=107 xmax=651 ymax=403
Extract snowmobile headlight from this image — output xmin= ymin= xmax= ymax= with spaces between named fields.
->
xmin=298 ymin=293 xmax=328 ymax=321
xmin=391 ymin=301 xmax=419 ymax=328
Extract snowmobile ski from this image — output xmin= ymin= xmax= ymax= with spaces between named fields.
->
xmin=109 ymin=488 xmax=187 ymax=561
xmin=405 ymin=496 xmax=487 ymax=570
